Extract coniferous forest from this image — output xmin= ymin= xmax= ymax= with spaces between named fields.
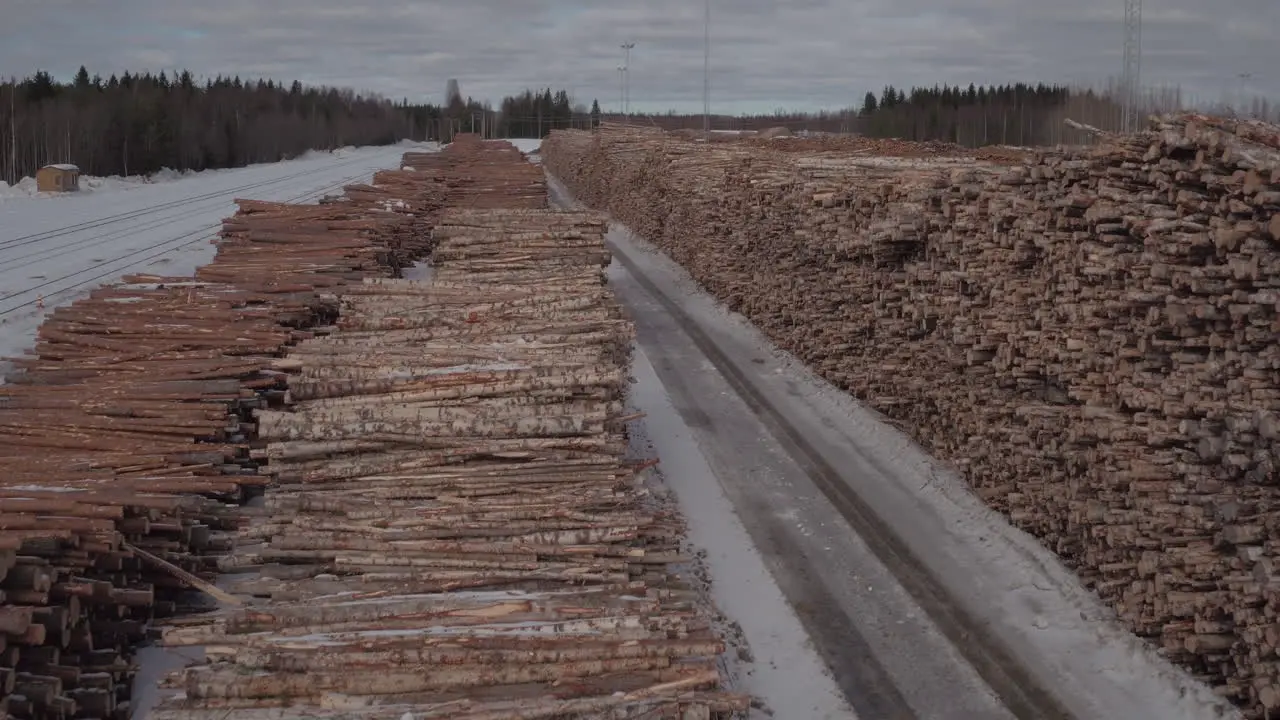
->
xmin=622 ymin=82 xmax=1191 ymax=147
xmin=0 ymin=68 xmax=443 ymax=184
xmin=495 ymin=89 xmax=599 ymax=139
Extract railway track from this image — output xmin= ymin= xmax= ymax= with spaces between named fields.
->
xmin=0 ymin=155 xmax=396 ymax=321
xmin=0 ymin=151 xmax=383 ymax=252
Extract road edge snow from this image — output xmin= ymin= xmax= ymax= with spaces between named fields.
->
xmin=626 ymin=345 xmax=858 ymax=719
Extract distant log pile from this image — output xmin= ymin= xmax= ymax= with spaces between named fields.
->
xmin=749 ymin=132 xmax=1032 ymax=163
xmin=545 ymin=115 xmax=1280 ymax=716
xmin=151 ymin=201 xmax=746 ymax=717
xmin=403 ymin=133 xmax=547 ymax=209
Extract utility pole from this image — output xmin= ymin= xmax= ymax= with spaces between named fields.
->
xmin=621 ymin=42 xmax=635 ymax=116
xmin=703 ymin=0 xmax=711 ymax=136
xmin=618 ymin=66 xmax=626 ymax=120
xmin=1237 ymin=72 xmax=1254 ymax=118
xmin=1120 ymin=0 xmax=1142 ymax=132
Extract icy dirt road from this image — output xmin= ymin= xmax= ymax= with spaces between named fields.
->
xmin=547 ymin=173 xmax=1238 ymax=720
xmin=0 ymin=144 xmax=422 ymax=367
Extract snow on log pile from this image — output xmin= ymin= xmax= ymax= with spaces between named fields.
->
xmin=0 ymin=146 xmax=458 ymax=718
xmin=545 ymin=116 xmax=1280 ymax=716
xmin=148 ymin=150 xmax=747 ymax=718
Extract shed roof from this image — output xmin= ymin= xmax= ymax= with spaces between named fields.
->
xmin=43 ymin=163 xmax=80 ymax=172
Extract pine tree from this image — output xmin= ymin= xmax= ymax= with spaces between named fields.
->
xmin=861 ymin=92 xmax=878 ymax=115
xmin=590 ymin=99 xmax=601 ymax=128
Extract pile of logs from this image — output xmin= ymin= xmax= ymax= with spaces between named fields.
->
xmin=330 ymin=136 xmax=549 ymax=267
xmin=1 ymin=137 xmax=744 ymax=718
xmin=0 ymin=277 xmax=298 ymax=719
xmin=747 ymin=131 xmax=1030 ymax=163
xmin=0 ymin=146 xmax=452 ymax=717
xmin=150 ymin=203 xmax=747 ymax=718
xmin=204 ymin=199 xmax=405 ymax=290
xmin=403 ymin=134 xmax=547 ymax=209
xmin=544 ymin=115 xmax=1280 ymax=716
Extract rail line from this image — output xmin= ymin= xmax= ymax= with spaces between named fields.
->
xmin=0 ymin=151 xmax=385 ymax=253
xmin=0 ymin=166 xmax=377 ymax=319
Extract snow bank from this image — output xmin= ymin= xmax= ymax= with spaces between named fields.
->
xmin=506 ymin=138 xmax=543 ymax=155
xmin=0 ymin=142 xmax=435 ymax=203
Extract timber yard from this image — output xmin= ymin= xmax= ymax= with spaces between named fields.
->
xmin=0 ymin=113 xmax=1279 ymax=720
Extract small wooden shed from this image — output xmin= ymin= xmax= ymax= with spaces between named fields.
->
xmin=36 ymin=164 xmax=80 ymax=192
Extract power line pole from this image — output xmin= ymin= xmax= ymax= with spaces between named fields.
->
xmin=1237 ymin=72 xmax=1254 ymax=118
xmin=1121 ymin=0 xmax=1142 ymax=132
xmin=618 ymin=66 xmax=626 ymax=120
xmin=621 ymin=42 xmax=635 ymax=116
xmin=703 ymin=0 xmax=711 ymax=136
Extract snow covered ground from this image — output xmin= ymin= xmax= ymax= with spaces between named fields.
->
xmin=0 ymin=146 xmax=375 ymax=201
xmin=505 ymin=138 xmax=543 ymax=155
xmin=0 ymin=142 xmax=431 ymax=370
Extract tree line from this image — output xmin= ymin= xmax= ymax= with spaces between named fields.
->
xmin=0 ymin=68 xmax=447 ymax=185
xmin=858 ymin=82 xmax=1082 ymax=146
xmin=495 ymin=89 xmax=601 ymax=138
xmin=0 ymin=68 xmax=612 ymax=184
xmin=598 ymin=82 xmax=1198 ymax=148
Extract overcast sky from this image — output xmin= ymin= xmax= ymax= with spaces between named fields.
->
xmin=2 ymin=0 xmax=1276 ymax=114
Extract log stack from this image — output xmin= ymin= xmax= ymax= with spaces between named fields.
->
xmin=0 ymin=277 xmax=294 ymax=719
xmin=545 ymin=114 xmax=1280 ymax=716
xmin=0 ymin=146 xmax=454 ymax=717
xmin=2 ymin=138 xmax=745 ymax=718
xmin=404 ymin=134 xmax=548 ymax=209
xmin=151 ymin=196 xmax=747 ymax=717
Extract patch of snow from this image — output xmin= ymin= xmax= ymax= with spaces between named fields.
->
xmin=1 ymin=144 xmax=439 ymax=203
xmin=504 ymin=138 xmax=543 ymax=155
xmin=401 ymin=261 xmax=433 ymax=282
xmin=45 ymin=163 xmax=80 ymax=171
xmin=0 ymin=142 xmax=438 ymax=379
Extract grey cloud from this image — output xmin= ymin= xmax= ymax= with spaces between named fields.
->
xmin=0 ymin=0 xmax=1275 ymax=113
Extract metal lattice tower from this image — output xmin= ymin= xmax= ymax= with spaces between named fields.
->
xmin=1121 ymin=0 xmax=1142 ymax=132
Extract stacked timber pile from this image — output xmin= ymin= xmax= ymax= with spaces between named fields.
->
xmin=203 ymin=199 xmax=405 ymax=289
xmin=0 ymin=149 xmax=449 ymax=717
xmin=151 ymin=205 xmax=747 ymax=719
xmin=0 ymin=278 xmax=298 ymax=719
xmin=545 ymin=114 xmax=1280 ymax=716
xmin=344 ymin=168 xmax=446 ymax=259
xmin=404 ymin=134 xmax=547 ymax=209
